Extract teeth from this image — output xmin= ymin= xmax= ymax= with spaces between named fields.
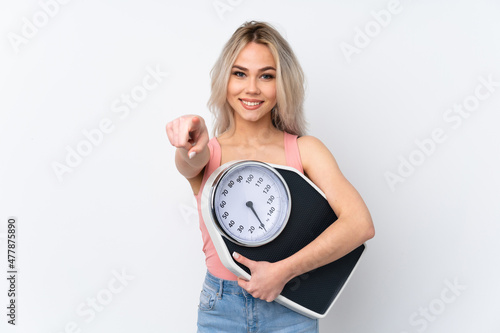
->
xmin=241 ymin=100 xmax=261 ymax=106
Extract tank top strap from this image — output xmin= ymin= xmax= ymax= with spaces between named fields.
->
xmin=283 ymin=132 xmax=304 ymax=174
xmin=196 ymin=137 xmax=222 ymax=200
xmin=206 ymin=137 xmax=222 ymax=176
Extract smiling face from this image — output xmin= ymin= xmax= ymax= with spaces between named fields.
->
xmin=226 ymin=42 xmax=277 ymax=127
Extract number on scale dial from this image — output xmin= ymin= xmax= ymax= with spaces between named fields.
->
xmin=212 ymin=161 xmax=291 ymax=247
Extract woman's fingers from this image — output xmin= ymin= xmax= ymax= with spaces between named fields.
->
xmin=166 ymin=115 xmax=208 ymax=153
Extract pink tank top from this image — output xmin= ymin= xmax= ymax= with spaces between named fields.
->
xmin=194 ymin=132 xmax=304 ymax=280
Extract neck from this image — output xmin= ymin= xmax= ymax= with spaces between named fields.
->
xmin=221 ymin=113 xmax=281 ymax=146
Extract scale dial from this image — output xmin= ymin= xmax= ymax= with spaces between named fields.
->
xmin=211 ymin=161 xmax=291 ymax=247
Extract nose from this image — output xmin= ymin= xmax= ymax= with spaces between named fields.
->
xmin=245 ymin=77 xmax=260 ymax=95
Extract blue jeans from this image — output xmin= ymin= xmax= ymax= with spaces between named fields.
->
xmin=197 ymin=271 xmax=319 ymax=333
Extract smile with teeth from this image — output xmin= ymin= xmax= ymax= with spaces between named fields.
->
xmin=240 ymin=99 xmax=263 ymax=106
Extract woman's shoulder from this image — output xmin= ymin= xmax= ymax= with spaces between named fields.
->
xmin=297 ymin=135 xmax=328 ymax=152
xmin=297 ymin=135 xmax=339 ymax=173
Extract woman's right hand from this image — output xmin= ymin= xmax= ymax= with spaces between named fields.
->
xmin=166 ymin=115 xmax=209 ymax=160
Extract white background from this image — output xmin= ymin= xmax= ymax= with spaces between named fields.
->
xmin=1 ymin=0 xmax=499 ymax=332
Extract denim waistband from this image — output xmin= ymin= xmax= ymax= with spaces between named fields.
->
xmin=204 ymin=270 xmax=247 ymax=297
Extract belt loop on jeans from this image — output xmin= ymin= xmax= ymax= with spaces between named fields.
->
xmin=217 ymin=278 xmax=223 ymax=300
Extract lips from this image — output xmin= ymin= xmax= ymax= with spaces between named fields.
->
xmin=239 ymin=98 xmax=264 ymax=110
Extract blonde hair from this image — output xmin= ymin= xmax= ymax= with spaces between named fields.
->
xmin=207 ymin=21 xmax=307 ymax=136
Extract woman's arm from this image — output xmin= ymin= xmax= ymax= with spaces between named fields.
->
xmin=281 ymin=135 xmax=374 ymax=276
xmin=234 ymin=135 xmax=375 ymax=301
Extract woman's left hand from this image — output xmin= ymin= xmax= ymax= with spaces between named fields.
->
xmin=232 ymin=252 xmax=290 ymax=302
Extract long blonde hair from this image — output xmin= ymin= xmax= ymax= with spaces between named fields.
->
xmin=207 ymin=21 xmax=307 ymax=136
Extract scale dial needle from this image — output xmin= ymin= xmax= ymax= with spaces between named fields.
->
xmin=246 ymin=201 xmax=266 ymax=232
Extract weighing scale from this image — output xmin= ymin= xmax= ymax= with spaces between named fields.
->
xmin=201 ymin=160 xmax=366 ymax=319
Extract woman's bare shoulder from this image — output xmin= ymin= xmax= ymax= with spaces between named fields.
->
xmin=297 ymin=135 xmax=336 ymax=167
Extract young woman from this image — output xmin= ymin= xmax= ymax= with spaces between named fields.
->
xmin=166 ymin=21 xmax=375 ymax=333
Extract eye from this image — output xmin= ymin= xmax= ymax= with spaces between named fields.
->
xmin=261 ymin=73 xmax=275 ymax=80
xmin=232 ymin=71 xmax=246 ymax=78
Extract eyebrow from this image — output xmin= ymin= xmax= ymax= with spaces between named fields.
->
xmin=232 ymin=65 xmax=276 ymax=72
